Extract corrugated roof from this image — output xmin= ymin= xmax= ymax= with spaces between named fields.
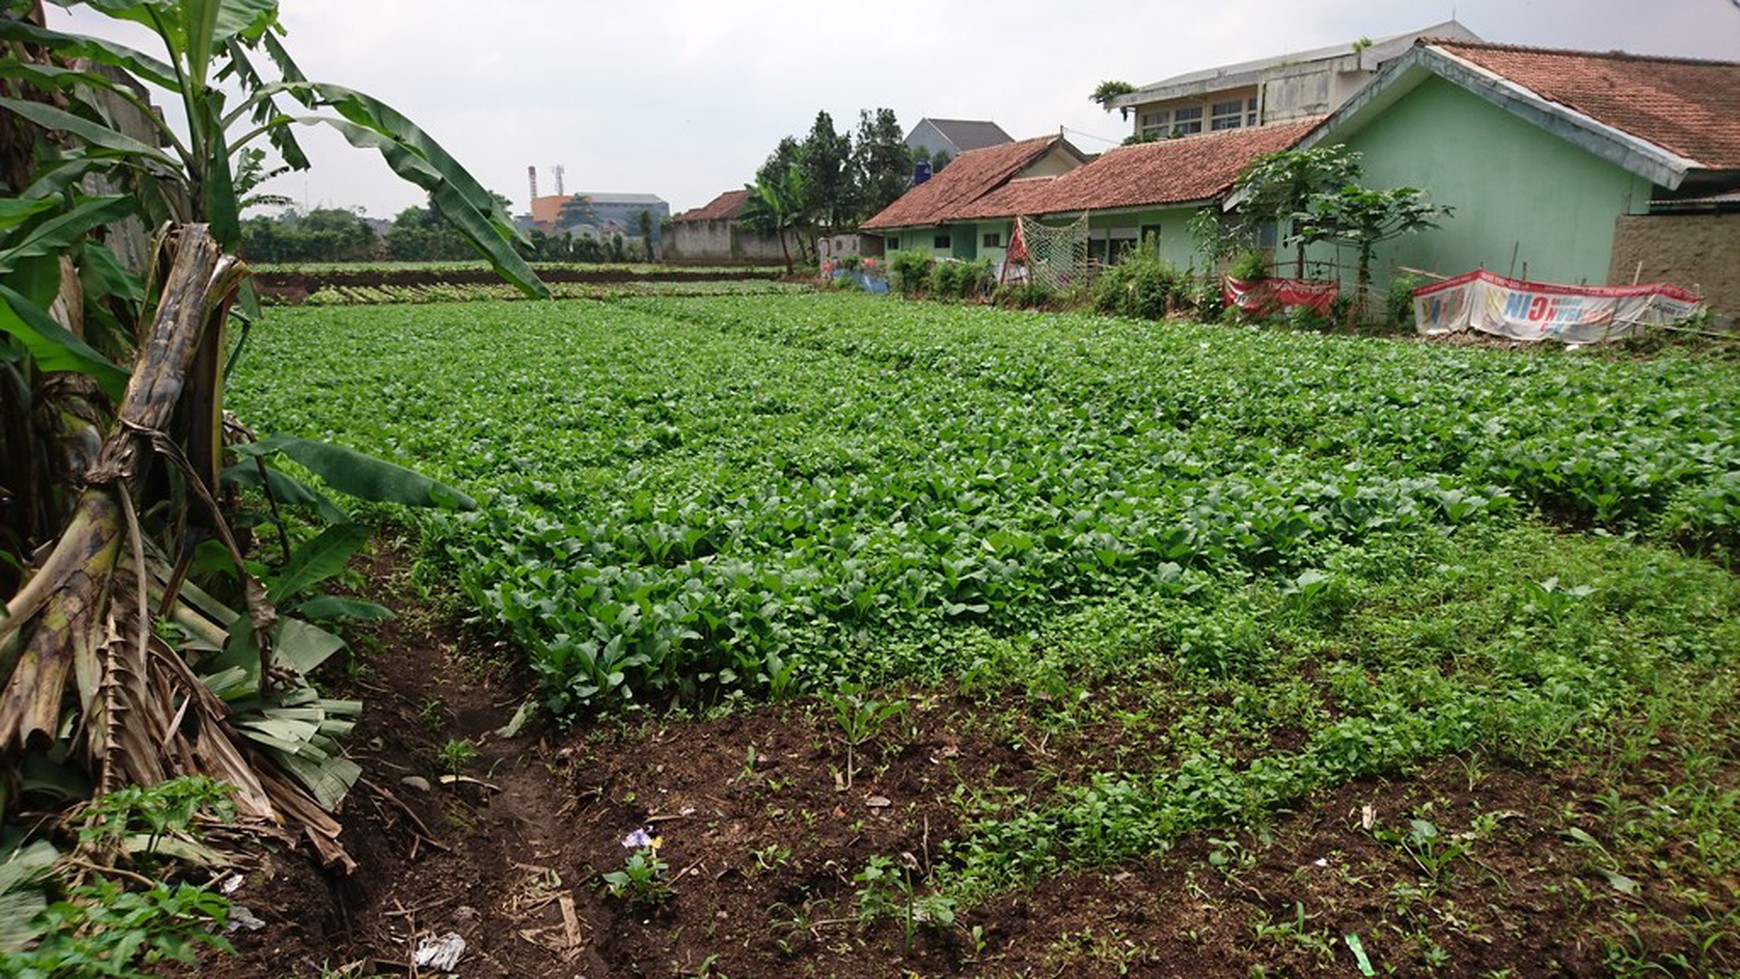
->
xmin=1434 ymin=41 xmax=1740 ymax=170
xmin=861 ymin=135 xmax=1071 ymax=230
xmin=924 ymin=118 xmax=1015 ymax=153
xmin=675 ymin=189 xmax=750 ymax=222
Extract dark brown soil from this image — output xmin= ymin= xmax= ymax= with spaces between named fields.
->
xmin=203 ymin=547 xmax=1736 ymax=978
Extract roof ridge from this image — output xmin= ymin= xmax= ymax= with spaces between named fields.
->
xmin=1431 ymin=38 xmax=1740 ymax=69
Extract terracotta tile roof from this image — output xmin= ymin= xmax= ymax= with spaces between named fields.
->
xmin=955 ymin=176 xmax=1064 ymax=221
xmin=860 ymin=136 xmax=1070 ymax=230
xmin=675 ymin=189 xmax=751 ymax=223
xmin=1435 ymin=41 xmax=1740 ymax=170
xmin=1033 ymin=118 xmax=1321 ymax=213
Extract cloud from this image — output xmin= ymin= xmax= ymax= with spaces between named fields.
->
xmin=49 ymin=0 xmax=1740 ymax=216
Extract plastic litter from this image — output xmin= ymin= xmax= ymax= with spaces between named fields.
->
xmin=413 ymin=931 xmax=466 ymax=972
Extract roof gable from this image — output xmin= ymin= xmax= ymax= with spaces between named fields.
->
xmin=862 ymin=135 xmax=1084 ymax=230
xmin=1433 ymin=42 xmax=1740 ymax=172
xmin=923 ymin=118 xmax=1014 ymax=153
xmin=1301 ymin=41 xmax=1740 ymax=189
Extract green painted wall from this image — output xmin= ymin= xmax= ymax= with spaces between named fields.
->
xmin=1087 ymin=209 xmax=1209 ymax=271
xmin=1331 ymin=76 xmax=1656 ymax=289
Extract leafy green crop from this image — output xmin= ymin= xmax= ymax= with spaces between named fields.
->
xmin=230 ymin=294 xmax=1740 ymax=719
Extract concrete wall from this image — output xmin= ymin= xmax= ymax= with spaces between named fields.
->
xmin=665 ymin=218 xmax=797 ymax=265
xmin=1610 ymin=213 xmax=1740 ymax=318
xmin=1332 ymin=76 xmax=1656 ymax=290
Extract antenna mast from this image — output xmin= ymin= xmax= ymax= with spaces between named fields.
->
xmin=554 ymin=164 xmax=566 ymax=197
xmin=527 ymin=165 xmax=538 ymax=207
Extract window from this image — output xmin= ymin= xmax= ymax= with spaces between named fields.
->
xmin=1211 ymin=99 xmax=1247 ymax=131
xmin=1139 ymin=224 xmax=1162 ymax=250
xmin=1247 ymin=97 xmax=1259 ymax=127
xmin=933 ymin=233 xmax=951 ymax=250
xmin=983 ymin=232 xmax=1002 ymax=248
xmin=1139 ymin=110 xmax=1169 ymax=138
xmin=1171 ymin=106 xmax=1202 ymax=135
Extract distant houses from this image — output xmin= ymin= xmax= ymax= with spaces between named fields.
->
xmin=665 ymin=189 xmax=802 ymax=266
xmin=863 ymin=37 xmax=1740 ymax=314
xmin=904 ymin=118 xmax=1015 ymax=169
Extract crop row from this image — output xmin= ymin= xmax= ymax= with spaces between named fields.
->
xmin=230 ymin=295 xmax=1740 ymax=717
xmin=282 ymin=280 xmax=807 ymax=307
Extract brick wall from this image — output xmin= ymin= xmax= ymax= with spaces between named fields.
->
xmin=1609 ymin=214 xmax=1740 ymax=320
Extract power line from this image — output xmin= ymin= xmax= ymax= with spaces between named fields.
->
xmin=1059 ymin=125 xmax=1124 ymax=146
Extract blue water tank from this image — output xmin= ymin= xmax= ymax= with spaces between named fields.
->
xmin=913 ymin=160 xmax=933 ymax=185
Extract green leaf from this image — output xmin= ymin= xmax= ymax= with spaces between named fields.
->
xmin=282 ymin=88 xmax=546 ymax=298
xmin=268 ymin=522 xmax=371 ymax=604
xmin=272 ymin=617 xmax=347 ymax=674
xmin=0 ymin=284 xmax=129 ymax=399
xmin=220 ymin=458 xmax=351 ymax=524
xmin=235 ymin=433 xmax=477 ymax=510
xmin=0 ymin=198 xmax=58 ymax=233
xmin=0 ymin=96 xmax=176 ymax=167
xmin=0 ymin=194 xmax=136 ymax=274
xmin=0 ymin=15 xmax=179 ymax=88
xmin=292 ymin=596 xmax=394 ymax=623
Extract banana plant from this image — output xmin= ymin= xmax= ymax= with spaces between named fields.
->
xmin=0 ymin=1 xmax=541 ymax=868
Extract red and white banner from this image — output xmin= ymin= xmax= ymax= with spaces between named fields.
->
xmin=1223 ymin=277 xmax=1339 ymax=317
xmin=1413 ymin=270 xmax=1702 ymax=343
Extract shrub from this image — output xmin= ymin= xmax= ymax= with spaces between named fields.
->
xmin=993 ymin=279 xmax=1060 ymax=310
xmin=887 ymin=251 xmax=933 ymax=296
xmin=1388 ymin=272 xmax=1422 ymax=328
xmin=1227 ymin=249 xmax=1269 ymax=282
xmin=1095 ymin=251 xmax=1183 ymax=320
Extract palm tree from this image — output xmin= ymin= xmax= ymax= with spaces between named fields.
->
xmin=739 ymin=165 xmax=808 ymax=274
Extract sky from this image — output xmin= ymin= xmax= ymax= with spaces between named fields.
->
xmin=50 ymin=0 xmax=1740 ymax=219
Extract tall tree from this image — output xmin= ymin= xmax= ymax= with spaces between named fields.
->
xmin=852 ymin=108 xmax=913 ymax=221
xmin=798 ymin=111 xmax=853 ymax=235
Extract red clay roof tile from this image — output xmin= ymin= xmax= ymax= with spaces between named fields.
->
xmin=675 ymin=189 xmax=751 ymax=223
xmin=861 ymin=136 xmax=1072 ymax=230
xmin=1435 ymin=41 xmax=1740 ymax=170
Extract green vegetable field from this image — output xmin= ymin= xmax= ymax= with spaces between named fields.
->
xmin=233 ymin=293 xmax=1738 ymax=713
xmin=231 ymin=293 xmax=1740 ymax=969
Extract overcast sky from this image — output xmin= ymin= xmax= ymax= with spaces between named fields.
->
xmin=51 ymin=1 xmax=1740 ymax=219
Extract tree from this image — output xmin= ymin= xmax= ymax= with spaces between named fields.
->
xmin=930 ymin=150 xmax=953 ymax=174
xmin=557 ymin=194 xmax=597 ymax=231
xmin=797 ymin=111 xmax=853 ymax=234
xmin=1091 ymin=80 xmax=1136 ymax=117
xmin=1290 ymin=184 xmax=1452 ymax=322
xmin=636 ymin=208 xmax=654 ymax=261
xmin=739 ymin=164 xmax=807 ymax=273
xmin=0 ymin=0 xmax=544 ymax=872
xmin=1232 ymin=146 xmax=1364 ymax=277
xmin=853 ymin=108 xmax=913 ymax=221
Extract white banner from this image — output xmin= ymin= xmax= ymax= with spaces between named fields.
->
xmin=1414 ymin=270 xmax=1702 ymax=343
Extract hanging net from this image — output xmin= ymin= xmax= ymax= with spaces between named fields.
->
xmin=1007 ymin=214 xmax=1089 ymax=290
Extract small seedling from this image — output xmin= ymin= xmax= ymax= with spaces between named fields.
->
xmin=827 ymin=683 xmax=908 ymax=790
xmin=439 ymin=738 xmax=478 ymax=775
xmin=604 ymin=837 xmax=676 ymax=908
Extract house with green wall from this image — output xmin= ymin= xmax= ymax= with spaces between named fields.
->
xmin=1282 ymin=40 xmax=1740 ymax=303
xmin=863 ymin=120 xmax=1321 ymax=275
